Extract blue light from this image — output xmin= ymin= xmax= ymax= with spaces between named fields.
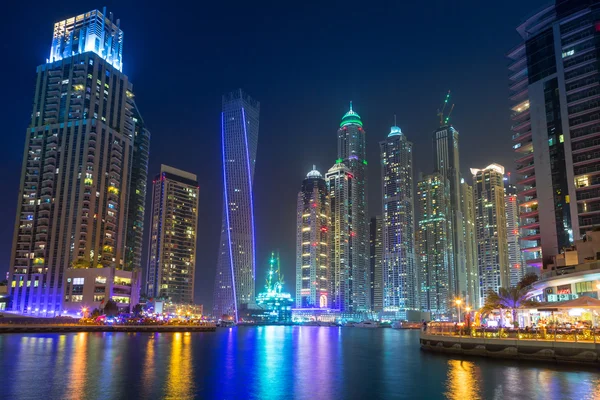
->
xmin=241 ymin=108 xmax=257 ymax=286
xmin=221 ymin=111 xmax=238 ymax=323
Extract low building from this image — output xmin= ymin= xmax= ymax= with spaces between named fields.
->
xmin=252 ymin=252 xmax=293 ymax=323
xmin=152 ymin=301 xmax=203 ymax=318
xmin=63 ymin=267 xmax=141 ymax=315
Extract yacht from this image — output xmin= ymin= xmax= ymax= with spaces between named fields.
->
xmin=355 ymin=321 xmax=379 ymax=328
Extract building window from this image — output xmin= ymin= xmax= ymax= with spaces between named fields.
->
xmin=73 ymin=277 xmax=85 ymax=285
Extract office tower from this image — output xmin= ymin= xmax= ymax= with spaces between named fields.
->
xmin=325 ymin=162 xmax=354 ymax=311
xmin=213 ymin=90 xmax=260 ymax=321
xmin=337 ymin=102 xmax=369 ymax=311
xmin=432 ymin=123 xmax=466 ymax=300
xmin=505 ymin=181 xmax=525 ymax=286
xmin=508 ymin=1 xmax=600 ymax=270
xmin=380 ymin=125 xmax=417 ymax=317
xmin=369 ymin=216 xmax=383 ymax=312
xmin=296 ymin=166 xmax=330 ymax=308
xmin=471 ymin=164 xmax=510 ymax=302
xmin=416 ymin=174 xmax=451 ymax=318
xmin=461 ymin=178 xmax=480 ymax=308
xmin=146 ymin=165 xmax=199 ymax=304
xmin=9 ymin=9 xmax=145 ymax=315
xmin=125 ymin=104 xmax=150 ymax=272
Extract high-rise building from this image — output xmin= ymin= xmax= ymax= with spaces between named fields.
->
xmin=336 ymin=102 xmax=369 ymax=311
xmin=380 ymin=125 xmax=417 ymax=317
xmin=369 ymin=216 xmax=383 ymax=312
xmin=433 ymin=124 xmax=466 ymax=300
xmin=146 ymin=165 xmax=199 ymax=304
xmin=505 ymin=181 xmax=525 ymax=286
xmin=508 ymin=1 xmax=600 ymax=271
xmin=295 ymin=166 xmax=330 ymax=308
xmin=416 ymin=174 xmax=451 ymax=319
xmin=213 ymin=90 xmax=260 ymax=321
xmin=9 ymin=9 xmax=146 ymax=316
xmin=471 ymin=164 xmax=510 ymax=302
xmin=325 ymin=162 xmax=354 ymax=311
xmin=460 ymin=178 xmax=480 ymax=308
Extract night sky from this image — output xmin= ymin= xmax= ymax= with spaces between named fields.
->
xmin=0 ymin=1 xmax=548 ymax=310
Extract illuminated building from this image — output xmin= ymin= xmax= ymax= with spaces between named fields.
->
xmin=255 ymin=252 xmax=293 ymax=323
xmin=461 ymin=179 xmax=480 ymax=308
xmin=370 ymin=216 xmax=383 ymax=312
xmin=213 ymin=90 xmax=260 ymax=321
xmin=325 ymin=162 xmax=354 ymax=311
xmin=295 ymin=166 xmax=330 ymax=308
xmin=416 ymin=174 xmax=451 ymax=318
xmin=9 ymin=9 xmax=145 ymax=316
xmin=507 ymin=1 xmax=600 ymax=270
xmin=380 ymin=125 xmax=417 ymax=317
xmin=505 ymin=181 xmax=525 ymax=286
xmin=337 ymin=102 xmax=369 ymax=311
xmin=433 ymin=123 xmax=466 ymax=301
xmin=471 ymin=164 xmax=510 ymax=302
xmin=147 ymin=165 xmax=199 ymax=304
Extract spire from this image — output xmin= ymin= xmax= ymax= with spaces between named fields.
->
xmin=350 ymin=101 xmax=353 ymax=112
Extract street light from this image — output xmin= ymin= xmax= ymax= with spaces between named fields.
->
xmin=455 ymin=299 xmax=462 ymax=323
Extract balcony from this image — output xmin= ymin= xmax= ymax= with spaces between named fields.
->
xmin=517 ymin=174 xmax=536 ymax=185
xmin=516 ymin=162 xmax=535 ymax=174
xmin=512 ymin=130 xmax=532 ymax=142
xmin=520 ymin=221 xmax=540 ymax=230
xmin=521 ymin=245 xmax=542 ymax=253
xmin=519 ymin=186 xmax=537 ymax=197
xmin=515 ymin=151 xmax=534 ymax=164
xmin=511 ymin=119 xmax=531 ymax=132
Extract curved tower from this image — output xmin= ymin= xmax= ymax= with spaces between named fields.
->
xmin=336 ymin=102 xmax=369 ymax=311
xmin=213 ymin=89 xmax=260 ymax=321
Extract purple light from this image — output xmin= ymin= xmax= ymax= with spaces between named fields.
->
xmin=221 ymin=111 xmax=238 ymax=323
xmin=241 ymin=108 xmax=257 ymax=288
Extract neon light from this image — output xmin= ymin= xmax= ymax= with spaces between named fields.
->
xmin=363 ymin=160 xmax=368 ymax=165
xmin=241 ymin=107 xmax=257 ymax=293
xmin=221 ymin=111 xmax=238 ymax=323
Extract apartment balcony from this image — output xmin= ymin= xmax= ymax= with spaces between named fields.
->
xmin=517 ymin=174 xmax=536 ymax=186
xmin=520 ymin=221 xmax=540 ymax=230
xmin=525 ymin=257 xmax=543 ymax=267
xmin=511 ymin=119 xmax=532 ymax=132
xmin=519 ymin=186 xmax=537 ymax=198
xmin=510 ymin=87 xmax=528 ymax=103
xmin=519 ymin=198 xmax=539 ymax=208
xmin=521 ymin=244 xmax=542 ymax=253
xmin=516 ymin=161 xmax=535 ymax=174
xmin=573 ymin=153 xmax=600 ymax=167
xmin=510 ymin=76 xmax=529 ymax=92
xmin=515 ymin=151 xmax=534 ymax=164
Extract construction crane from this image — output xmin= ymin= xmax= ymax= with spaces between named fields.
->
xmin=437 ymin=90 xmax=455 ymax=126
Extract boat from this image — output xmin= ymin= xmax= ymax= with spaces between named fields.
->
xmin=355 ymin=321 xmax=379 ymax=328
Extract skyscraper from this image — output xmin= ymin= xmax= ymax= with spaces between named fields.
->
xmin=505 ymin=181 xmax=525 ymax=286
xmin=325 ymin=162 xmax=354 ymax=311
xmin=461 ymin=178 xmax=480 ymax=308
xmin=9 ymin=9 xmax=146 ymax=315
xmin=369 ymin=216 xmax=383 ymax=312
xmin=380 ymin=125 xmax=417 ymax=317
xmin=416 ymin=174 xmax=451 ymax=318
xmin=337 ymin=102 xmax=369 ymax=311
xmin=508 ymin=1 xmax=600 ymax=270
xmin=471 ymin=164 xmax=510 ymax=302
xmin=146 ymin=165 xmax=199 ymax=304
xmin=213 ymin=90 xmax=260 ymax=321
xmin=296 ymin=166 xmax=330 ymax=308
xmin=433 ymin=124 xmax=466 ymax=300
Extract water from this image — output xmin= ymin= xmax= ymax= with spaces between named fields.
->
xmin=1 ymin=327 xmax=599 ymax=399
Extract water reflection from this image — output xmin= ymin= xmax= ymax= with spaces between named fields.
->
xmin=445 ymin=359 xmax=481 ymax=400
xmin=68 ymin=333 xmax=88 ymax=399
xmin=140 ymin=334 xmax=156 ymax=398
xmin=165 ymin=332 xmax=194 ymax=400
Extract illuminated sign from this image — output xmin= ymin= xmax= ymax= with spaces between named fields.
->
xmin=547 ymin=294 xmax=578 ymax=302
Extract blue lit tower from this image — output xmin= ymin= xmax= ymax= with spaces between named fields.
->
xmin=9 ymin=9 xmax=146 ymax=315
xmin=337 ymin=102 xmax=369 ymax=311
xmin=380 ymin=126 xmax=417 ymax=317
xmin=213 ymin=89 xmax=260 ymax=321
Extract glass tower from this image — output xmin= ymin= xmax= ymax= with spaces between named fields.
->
xmin=380 ymin=126 xmax=417 ymax=317
xmin=9 ymin=9 xmax=147 ymax=315
xmin=369 ymin=216 xmax=383 ymax=312
xmin=336 ymin=102 xmax=369 ymax=311
xmin=213 ymin=89 xmax=260 ymax=321
xmin=295 ymin=167 xmax=330 ymax=308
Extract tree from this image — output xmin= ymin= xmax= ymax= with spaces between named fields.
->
xmin=103 ymin=299 xmax=119 ymax=316
xmin=71 ymin=258 xmax=90 ymax=269
xmin=480 ymin=274 xmax=540 ymax=327
xmin=132 ymin=304 xmax=144 ymax=316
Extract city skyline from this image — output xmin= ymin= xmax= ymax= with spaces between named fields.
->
xmin=0 ymin=1 xmax=549 ymax=309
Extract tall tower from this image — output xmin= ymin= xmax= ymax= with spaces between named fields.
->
xmin=433 ymin=123 xmax=466 ymax=301
xmin=337 ymin=102 xmax=369 ymax=311
xmin=213 ymin=89 xmax=260 ymax=321
xmin=471 ymin=164 xmax=510 ymax=302
xmin=416 ymin=173 xmax=451 ymax=318
xmin=146 ymin=165 xmax=199 ymax=304
xmin=380 ymin=125 xmax=417 ymax=317
xmin=9 ymin=9 xmax=146 ymax=315
xmin=505 ymin=180 xmax=525 ymax=286
xmin=325 ymin=162 xmax=354 ymax=311
xmin=295 ymin=166 xmax=330 ymax=308
xmin=461 ymin=178 xmax=480 ymax=308
xmin=369 ymin=216 xmax=383 ymax=312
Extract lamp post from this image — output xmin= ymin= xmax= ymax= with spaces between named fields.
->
xmin=455 ymin=299 xmax=462 ymax=323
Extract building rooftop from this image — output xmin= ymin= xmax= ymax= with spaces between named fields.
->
xmin=340 ymin=101 xmax=363 ymax=128
xmin=306 ymin=165 xmax=322 ymax=179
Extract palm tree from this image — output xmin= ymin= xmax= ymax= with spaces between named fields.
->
xmin=480 ymin=273 xmax=540 ymax=327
